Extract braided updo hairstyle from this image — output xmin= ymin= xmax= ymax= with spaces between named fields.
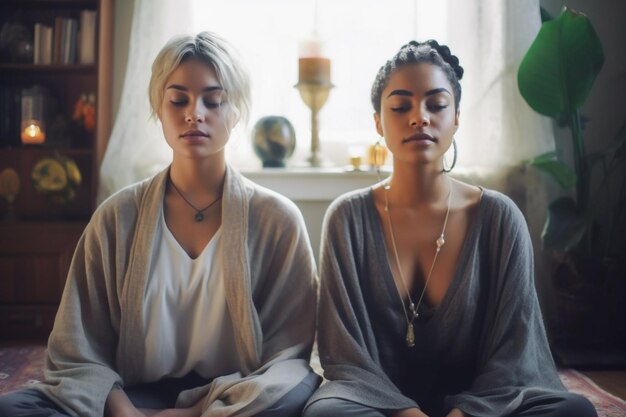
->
xmin=371 ymin=40 xmax=464 ymax=114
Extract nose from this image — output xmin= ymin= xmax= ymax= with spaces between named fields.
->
xmin=410 ymin=107 xmax=429 ymax=127
xmin=185 ymin=113 xmax=204 ymax=123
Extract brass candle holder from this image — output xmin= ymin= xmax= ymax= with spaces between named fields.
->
xmin=295 ymin=80 xmax=332 ymax=167
xmin=295 ymin=36 xmax=333 ymax=167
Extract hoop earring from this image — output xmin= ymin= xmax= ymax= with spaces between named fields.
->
xmin=443 ymin=138 xmax=457 ymax=173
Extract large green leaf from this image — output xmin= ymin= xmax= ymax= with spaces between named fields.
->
xmin=518 ymin=7 xmax=604 ymax=116
xmin=528 ymin=151 xmax=576 ymax=189
xmin=542 ymin=196 xmax=587 ymax=251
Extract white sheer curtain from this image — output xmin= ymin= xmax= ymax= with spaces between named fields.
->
xmin=447 ymin=1 xmax=554 ymax=170
xmin=98 ymin=0 xmax=192 ymax=201
xmin=98 ymin=0 xmax=554 ymax=201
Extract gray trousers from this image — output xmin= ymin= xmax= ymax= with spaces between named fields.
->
xmin=0 ymin=371 xmax=320 ymax=417
xmin=303 ymin=392 xmax=598 ymax=417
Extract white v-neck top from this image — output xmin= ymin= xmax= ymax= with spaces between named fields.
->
xmin=141 ymin=208 xmax=239 ymax=382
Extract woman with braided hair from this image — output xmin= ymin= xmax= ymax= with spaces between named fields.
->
xmin=303 ymin=41 xmax=597 ymax=417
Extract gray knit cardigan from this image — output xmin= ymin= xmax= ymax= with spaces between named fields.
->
xmin=35 ymin=165 xmax=319 ymax=417
xmin=306 ymin=188 xmax=564 ymax=417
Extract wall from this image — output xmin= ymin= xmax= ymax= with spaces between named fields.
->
xmin=111 ymin=0 xmax=134 ymax=122
xmin=242 ymin=169 xmax=388 ymax=262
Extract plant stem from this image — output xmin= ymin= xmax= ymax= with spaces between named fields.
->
xmin=569 ymin=110 xmax=591 ymax=253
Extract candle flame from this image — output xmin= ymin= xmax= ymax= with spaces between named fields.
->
xmin=27 ymin=124 xmax=40 ymax=137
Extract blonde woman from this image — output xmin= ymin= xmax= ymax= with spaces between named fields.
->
xmin=0 ymin=32 xmax=319 ymax=417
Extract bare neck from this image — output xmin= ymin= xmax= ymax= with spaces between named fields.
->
xmin=169 ymin=155 xmax=226 ymax=196
xmin=388 ymin=161 xmax=451 ymax=209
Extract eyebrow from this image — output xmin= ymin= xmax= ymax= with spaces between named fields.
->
xmin=166 ymin=84 xmax=223 ymax=92
xmin=387 ymin=87 xmax=451 ymax=98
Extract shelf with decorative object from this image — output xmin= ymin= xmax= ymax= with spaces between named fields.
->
xmin=0 ymin=0 xmax=112 ymax=340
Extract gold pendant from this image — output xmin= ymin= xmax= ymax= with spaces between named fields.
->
xmin=406 ymin=323 xmax=415 ymax=347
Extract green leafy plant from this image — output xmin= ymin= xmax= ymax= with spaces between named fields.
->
xmin=518 ymin=6 xmax=626 ymax=257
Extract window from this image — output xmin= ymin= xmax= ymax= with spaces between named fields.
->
xmin=100 ymin=0 xmax=552 ymax=199
xmin=191 ymin=0 xmax=448 ymax=167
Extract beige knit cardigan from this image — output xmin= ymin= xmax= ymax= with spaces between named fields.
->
xmin=35 ymin=165 xmax=318 ymax=417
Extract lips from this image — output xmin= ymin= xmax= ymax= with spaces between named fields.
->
xmin=181 ymin=129 xmax=209 ymax=138
xmin=403 ymin=132 xmax=436 ymax=143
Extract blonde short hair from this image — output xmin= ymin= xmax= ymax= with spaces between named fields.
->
xmin=148 ymin=31 xmax=251 ymax=127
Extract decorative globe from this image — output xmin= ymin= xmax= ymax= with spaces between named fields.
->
xmin=252 ymin=116 xmax=296 ymax=168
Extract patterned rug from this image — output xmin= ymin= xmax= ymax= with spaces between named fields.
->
xmin=559 ymin=369 xmax=626 ymax=417
xmin=0 ymin=342 xmax=46 ymax=395
xmin=1 ymin=343 xmax=625 ymax=416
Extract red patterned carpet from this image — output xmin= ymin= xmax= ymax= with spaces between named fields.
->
xmin=0 ymin=342 xmax=46 ymax=395
xmin=1 ymin=343 xmax=625 ymax=416
xmin=559 ymin=369 xmax=626 ymax=417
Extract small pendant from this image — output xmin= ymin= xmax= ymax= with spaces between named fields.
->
xmin=409 ymin=302 xmax=416 ymax=315
xmin=194 ymin=212 xmax=204 ymax=222
xmin=406 ymin=323 xmax=415 ymax=347
xmin=436 ymin=234 xmax=445 ymax=248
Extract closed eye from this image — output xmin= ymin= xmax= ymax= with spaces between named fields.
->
xmin=391 ymin=106 xmax=409 ymax=112
xmin=429 ymin=104 xmax=448 ymax=111
xmin=170 ymin=99 xmax=188 ymax=106
xmin=204 ymin=100 xmax=221 ymax=109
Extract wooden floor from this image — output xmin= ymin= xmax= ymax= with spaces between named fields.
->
xmin=583 ymin=370 xmax=626 ymax=400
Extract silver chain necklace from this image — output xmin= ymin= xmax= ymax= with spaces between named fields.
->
xmin=383 ymin=178 xmax=452 ymax=347
xmin=169 ymin=177 xmax=222 ymax=222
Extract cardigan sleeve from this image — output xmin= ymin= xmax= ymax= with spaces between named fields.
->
xmin=443 ymin=197 xmax=564 ymax=417
xmin=34 ymin=208 xmax=125 ymax=417
xmin=305 ymin=196 xmax=419 ymax=412
xmin=175 ymin=193 xmax=321 ymax=416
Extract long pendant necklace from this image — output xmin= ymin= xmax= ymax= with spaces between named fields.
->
xmin=169 ymin=177 xmax=222 ymax=222
xmin=383 ymin=178 xmax=452 ymax=347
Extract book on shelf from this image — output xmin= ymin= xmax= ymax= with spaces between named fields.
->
xmin=53 ymin=17 xmax=63 ymax=64
xmin=34 ymin=23 xmax=53 ymax=65
xmin=26 ymin=9 xmax=96 ymax=66
xmin=79 ymin=10 xmax=97 ymax=65
xmin=43 ymin=25 xmax=53 ymax=64
xmin=34 ymin=23 xmax=41 ymax=64
xmin=61 ymin=18 xmax=78 ymax=65
xmin=69 ymin=18 xmax=78 ymax=64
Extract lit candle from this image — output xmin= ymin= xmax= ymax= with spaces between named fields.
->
xmin=21 ymin=121 xmax=46 ymax=144
xmin=298 ymin=35 xmax=331 ymax=85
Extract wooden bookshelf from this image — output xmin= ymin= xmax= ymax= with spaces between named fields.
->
xmin=0 ymin=0 xmax=112 ymax=340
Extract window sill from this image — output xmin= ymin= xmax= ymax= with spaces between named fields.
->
xmin=241 ymin=167 xmax=389 ymax=201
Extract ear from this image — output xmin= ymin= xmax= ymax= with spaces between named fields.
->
xmin=374 ymin=112 xmax=383 ymax=137
xmin=454 ymin=110 xmax=460 ymax=133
